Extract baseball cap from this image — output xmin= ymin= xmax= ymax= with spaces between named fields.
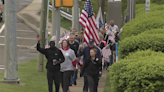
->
xmin=89 ymin=39 xmax=94 ymax=44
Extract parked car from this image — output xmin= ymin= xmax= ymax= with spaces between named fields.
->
xmin=0 ymin=0 xmax=3 ymax=22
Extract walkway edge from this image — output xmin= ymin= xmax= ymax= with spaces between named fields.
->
xmin=17 ymin=13 xmax=39 ymax=34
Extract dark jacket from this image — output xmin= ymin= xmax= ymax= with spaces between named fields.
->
xmin=81 ymin=56 xmax=102 ymax=77
xmin=79 ymin=46 xmax=102 ymax=64
xmin=99 ymin=41 xmax=106 ymax=49
xmin=103 ymin=33 xmax=108 ymax=42
xmin=68 ymin=41 xmax=79 ymax=57
xmin=37 ymin=42 xmax=65 ymax=72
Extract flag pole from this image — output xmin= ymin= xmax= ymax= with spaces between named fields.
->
xmin=81 ymin=29 xmax=84 ymax=52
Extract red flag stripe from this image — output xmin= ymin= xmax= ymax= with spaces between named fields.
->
xmin=80 ymin=14 xmax=87 ymax=23
xmin=86 ymin=25 xmax=99 ymax=45
xmin=87 ymin=18 xmax=100 ymax=44
xmin=80 ymin=17 xmax=86 ymax=25
xmin=84 ymin=37 xmax=89 ymax=45
xmin=85 ymin=30 xmax=90 ymax=40
xmin=79 ymin=21 xmax=85 ymax=28
xmin=88 ymin=19 xmax=99 ymax=43
xmin=81 ymin=10 xmax=88 ymax=19
xmin=91 ymin=16 xmax=98 ymax=29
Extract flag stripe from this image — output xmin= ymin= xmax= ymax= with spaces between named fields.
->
xmin=81 ymin=11 xmax=88 ymax=19
xmin=80 ymin=17 xmax=86 ymax=25
xmin=85 ymin=30 xmax=90 ymax=40
xmin=86 ymin=25 xmax=98 ymax=45
xmin=88 ymin=18 xmax=99 ymax=44
xmin=91 ymin=16 xmax=97 ymax=29
xmin=79 ymin=0 xmax=100 ymax=45
xmin=79 ymin=20 xmax=86 ymax=28
xmin=89 ymin=18 xmax=99 ymax=42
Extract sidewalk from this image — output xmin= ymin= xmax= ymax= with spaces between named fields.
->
xmin=17 ymin=0 xmax=68 ymax=52
xmin=17 ymin=0 xmax=67 ymax=35
xmin=67 ymin=71 xmax=108 ymax=92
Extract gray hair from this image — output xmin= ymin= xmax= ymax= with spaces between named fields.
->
xmin=69 ymin=34 xmax=75 ymax=38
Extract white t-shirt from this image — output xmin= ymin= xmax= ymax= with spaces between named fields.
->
xmin=109 ymin=25 xmax=119 ymax=32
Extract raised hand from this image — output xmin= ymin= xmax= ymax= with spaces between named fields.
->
xmin=37 ymin=34 xmax=41 ymax=42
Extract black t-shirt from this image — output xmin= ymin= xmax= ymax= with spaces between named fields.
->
xmin=68 ymin=41 xmax=79 ymax=57
xmin=100 ymin=41 xmax=105 ymax=49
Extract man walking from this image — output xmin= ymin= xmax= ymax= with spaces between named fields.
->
xmin=36 ymin=35 xmax=65 ymax=92
xmin=68 ymin=34 xmax=79 ymax=86
xmin=79 ymin=39 xmax=102 ymax=92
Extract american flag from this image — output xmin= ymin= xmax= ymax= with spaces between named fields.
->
xmin=105 ymin=23 xmax=108 ymax=31
xmin=102 ymin=45 xmax=111 ymax=63
xmin=65 ymin=29 xmax=72 ymax=39
xmin=79 ymin=0 xmax=100 ymax=45
xmin=120 ymin=27 xmax=123 ymax=33
xmin=58 ymin=32 xmax=66 ymax=44
xmin=108 ymin=36 xmax=115 ymax=45
xmin=50 ymin=32 xmax=56 ymax=41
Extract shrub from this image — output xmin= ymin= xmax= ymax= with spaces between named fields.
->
xmin=121 ymin=10 xmax=164 ymax=40
xmin=124 ymin=3 xmax=164 ymax=17
xmin=140 ymin=28 xmax=164 ymax=35
xmin=119 ymin=33 xmax=164 ymax=59
xmin=109 ymin=50 xmax=164 ymax=92
xmin=122 ymin=0 xmax=164 ymax=19
xmin=121 ymin=0 xmax=145 ymax=24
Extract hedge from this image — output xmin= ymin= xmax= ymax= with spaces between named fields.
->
xmin=121 ymin=10 xmax=164 ymax=40
xmin=108 ymin=50 xmax=164 ymax=92
xmin=119 ymin=33 xmax=164 ymax=59
xmin=124 ymin=3 xmax=164 ymax=18
xmin=139 ymin=28 xmax=164 ymax=35
xmin=121 ymin=0 xmax=164 ymax=20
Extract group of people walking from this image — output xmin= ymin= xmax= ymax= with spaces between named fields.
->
xmin=36 ymin=20 xmax=120 ymax=92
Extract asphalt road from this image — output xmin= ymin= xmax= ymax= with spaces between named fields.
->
xmin=0 ymin=0 xmax=38 ymax=73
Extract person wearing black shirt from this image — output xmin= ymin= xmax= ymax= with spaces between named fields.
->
xmin=68 ymin=34 xmax=79 ymax=86
xmin=36 ymin=35 xmax=65 ymax=92
xmin=81 ymin=48 xmax=101 ymax=92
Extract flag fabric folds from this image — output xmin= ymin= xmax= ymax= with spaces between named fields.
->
xmin=79 ymin=0 xmax=100 ymax=45
xmin=96 ymin=7 xmax=104 ymax=30
xmin=50 ymin=32 xmax=56 ymax=41
xmin=102 ymin=45 xmax=111 ymax=63
xmin=58 ymin=32 xmax=66 ymax=44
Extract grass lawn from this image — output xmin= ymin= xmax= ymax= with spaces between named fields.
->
xmin=0 ymin=59 xmax=53 ymax=92
xmin=103 ymin=74 xmax=112 ymax=92
xmin=49 ymin=11 xmax=72 ymax=30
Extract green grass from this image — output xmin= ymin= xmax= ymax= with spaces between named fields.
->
xmin=49 ymin=11 xmax=72 ymax=30
xmin=0 ymin=59 xmax=53 ymax=92
xmin=103 ymin=74 xmax=112 ymax=92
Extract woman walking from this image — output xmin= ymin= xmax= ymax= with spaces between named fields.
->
xmin=81 ymin=48 xmax=102 ymax=92
xmin=60 ymin=39 xmax=77 ymax=92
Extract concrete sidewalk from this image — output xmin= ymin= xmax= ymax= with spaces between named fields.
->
xmin=17 ymin=0 xmax=68 ymax=52
xmin=66 ymin=71 xmax=108 ymax=92
xmin=17 ymin=0 xmax=68 ymax=35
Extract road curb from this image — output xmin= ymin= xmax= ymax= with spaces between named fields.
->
xmin=17 ymin=13 xmax=39 ymax=52
xmin=17 ymin=13 xmax=39 ymax=34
